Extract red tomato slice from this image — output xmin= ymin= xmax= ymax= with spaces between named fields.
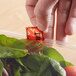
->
xmin=26 ymin=27 xmax=45 ymax=42
xmin=64 ymin=66 xmax=76 ymax=76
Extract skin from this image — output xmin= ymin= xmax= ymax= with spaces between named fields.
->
xmin=26 ymin=0 xmax=76 ymax=42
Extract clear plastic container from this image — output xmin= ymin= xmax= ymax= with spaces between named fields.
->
xmin=0 ymin=0 xmax=76 ymax=67
xmin=0 ymin=30 xmax=76 ymax=66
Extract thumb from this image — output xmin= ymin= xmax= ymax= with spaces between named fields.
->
xmin=34 ymin=0 xmax=58 ymax=31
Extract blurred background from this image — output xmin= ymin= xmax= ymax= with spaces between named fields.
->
xmin=0 ymin=0 xmax=32 ymax=34
xmin=0 ymin=0 xmax=76 ymax=44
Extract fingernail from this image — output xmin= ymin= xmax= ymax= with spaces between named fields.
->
xmin=65 ymin=26 xmax=74 ymax=35
xmin=36 ymin=22 xmax=46 ymax=31
xmin=65 ymin=30 xmax=73 ymax=35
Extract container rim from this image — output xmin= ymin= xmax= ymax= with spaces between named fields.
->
xmin=0 ymin=30 xmax=76 ymax=49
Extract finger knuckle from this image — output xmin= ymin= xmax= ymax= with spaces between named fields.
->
xmin=59 ymin=8 xmax=70 ymax=14
xmin=34 ymin=7 xmax=45 ymax=18
xmin=59 ymin=0 xmax=71 ymax=14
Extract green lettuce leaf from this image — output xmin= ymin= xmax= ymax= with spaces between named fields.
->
xmin=43 ymin=47 xmax=64 ymax=62
xmin=0 ymin=35 xmax=27 ymax=49
xmin=16 ymin=55 xmax=66 ymax=76
xmin=0 ymin=60 xmax=4 ymax=76
xmin=60 ymin=61 xmax=74 ymax=68
xmin=49 ymin=58 xmax=66 ymax=76
xmin=0 ymin=35 xmax=28 ymax=58
xmin=0 ymin=35 xmax=73 ymax=76
xmin=0 ymin=45 xmax=27 ymax=58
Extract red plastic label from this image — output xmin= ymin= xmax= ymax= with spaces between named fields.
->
xmin=26 ymin=27 xmax=44 ymax=42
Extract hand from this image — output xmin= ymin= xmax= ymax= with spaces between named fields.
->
xmin=26 ymin=0 xmax=76 ymax=42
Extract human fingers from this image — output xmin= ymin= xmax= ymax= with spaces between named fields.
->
xmin=34 ymin=0 xmax=58 ymax=41
xmin=26 ymin=0 xmax=38 ymax=26
xmin=34 ymin=0 xmax=58 ymax=31
xmin=65 ymin=0 xmax=76 ymax=35
xmin=56 ymin=0 xmax=72 ymax=42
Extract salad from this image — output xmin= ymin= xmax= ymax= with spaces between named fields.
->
xmin=0 ymin=35 xmax=74 ymax=76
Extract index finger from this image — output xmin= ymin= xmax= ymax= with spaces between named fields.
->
xmin=26 ymin=0 xmax=38 ymax=26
